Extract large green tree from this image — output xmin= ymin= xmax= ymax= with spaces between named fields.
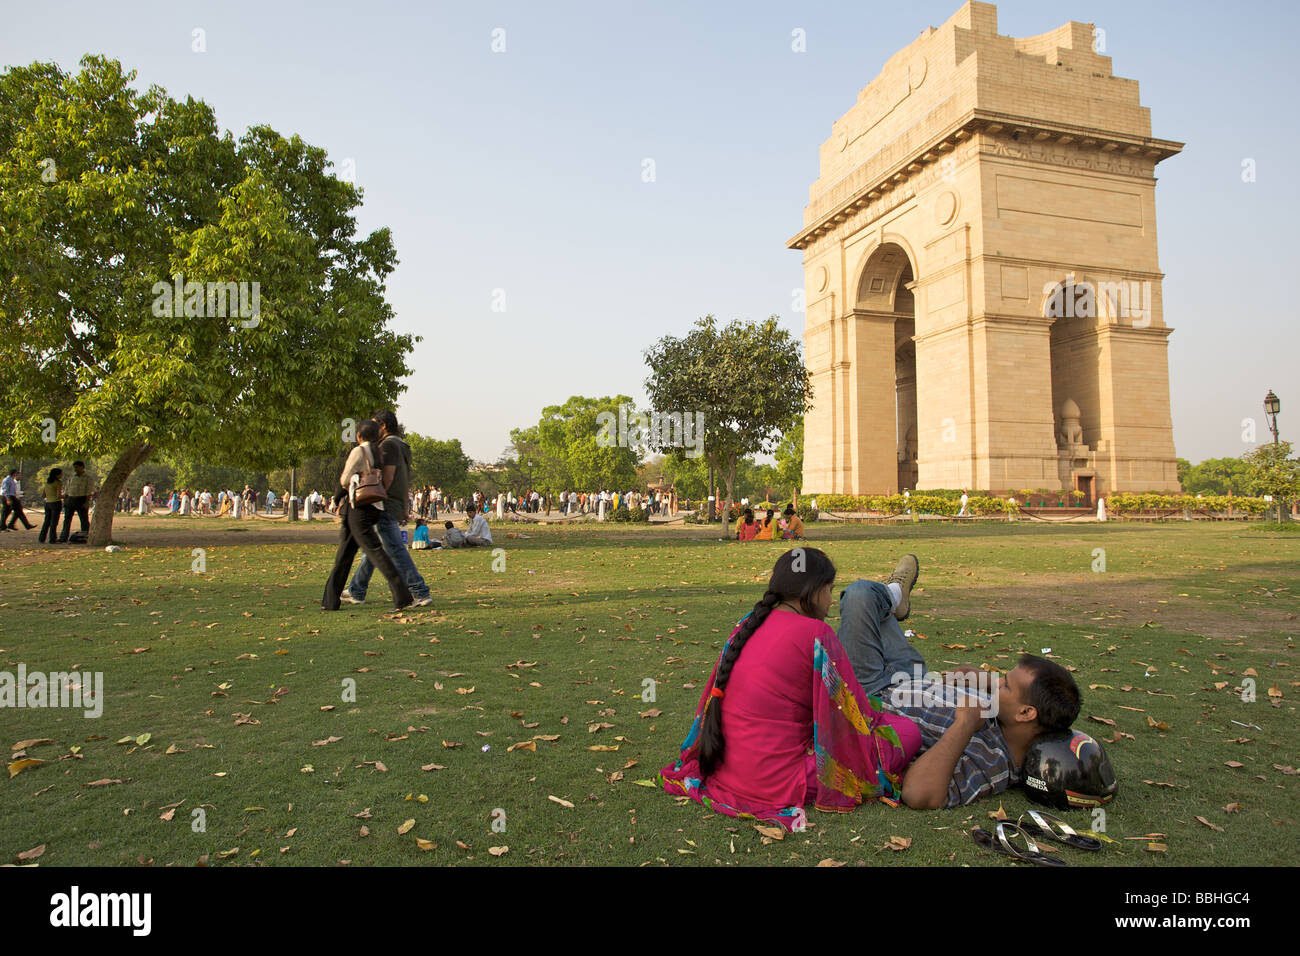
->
xmin=405 ymin=433 xmax=474 ymax=497
xmin=1178 ymin=456 xmax=1254 ymax=496
xmin=0 ymin=57 xmax=414 ymax=543
xmin=643 ymin=316 xmax=811 ymax=534
xmin=507 ymin=396 xmax=639 ymax=497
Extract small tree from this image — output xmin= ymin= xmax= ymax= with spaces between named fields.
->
xmin=643 ymin=316 xmax=811 ymax=536
xmin=1243 ymin=441 xmax=1299 ymax=522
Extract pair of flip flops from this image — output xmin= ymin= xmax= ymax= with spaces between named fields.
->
xmin=971 ymin=810 xmax=1102 ymax=866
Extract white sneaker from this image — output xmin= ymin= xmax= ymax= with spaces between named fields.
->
xmin=339 ymin=592 xmax=364 ymax=605
xmin=412 ymin=596 xmax=433 ymax=607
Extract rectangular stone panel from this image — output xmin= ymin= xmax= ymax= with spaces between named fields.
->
xmin=996 ymin=175 xmax=1143 ymax=228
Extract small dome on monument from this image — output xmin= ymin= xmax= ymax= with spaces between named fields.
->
xmin=1061 ymin=398 xmax=1081 ymax=419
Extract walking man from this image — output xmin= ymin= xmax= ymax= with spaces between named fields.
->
xmin=2 ymin=468 xmax=34 ymax=530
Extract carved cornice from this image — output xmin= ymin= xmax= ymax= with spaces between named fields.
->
xmin=788 ymin=110 xmax=1183 ymax=251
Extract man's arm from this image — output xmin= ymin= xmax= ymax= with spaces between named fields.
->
xmin=900 ymin=701 xmax=983 ymax=810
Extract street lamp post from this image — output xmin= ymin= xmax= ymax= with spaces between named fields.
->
xmin=1263 ymin=390 xmax=1285 ymax=522
xmin=1264 ymin=390 xmax=1280 ymax=445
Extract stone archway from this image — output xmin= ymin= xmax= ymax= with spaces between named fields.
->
xmin=791 ymin=2 xmax=1182 ymax=496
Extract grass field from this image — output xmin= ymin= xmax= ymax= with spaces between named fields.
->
xmin=1 ymin=516 xmax=1295 ymax=867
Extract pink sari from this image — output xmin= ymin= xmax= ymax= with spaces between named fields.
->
xmin=659 ymin=609 xmax=922 ymax=829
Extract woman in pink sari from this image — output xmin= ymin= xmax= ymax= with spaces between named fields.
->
xmin=660 ymin=548 xmax=922 ymax=829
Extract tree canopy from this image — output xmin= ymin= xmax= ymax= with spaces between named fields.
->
xmin=0 ymin=56 xmax=414 ymax=542
xmin=643 ymin=316 xmax=810 ymax=532
xmin=504 ymin=396 xmax=640 ymax=495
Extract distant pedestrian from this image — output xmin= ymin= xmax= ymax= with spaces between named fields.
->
xmin=59 ymin=460 xmax=92 ymax=541
xmin=2 ymin=468 xmax=34 ymax=530
xmin=39 ymin=468 xmax=64 ymax=543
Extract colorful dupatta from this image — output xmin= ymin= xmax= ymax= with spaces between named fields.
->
xmin=659 ymin=615 xmax=912 ymax=830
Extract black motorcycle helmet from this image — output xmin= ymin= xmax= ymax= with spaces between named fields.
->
xmin=1021 ymin=729 xmax=1118 ymax=810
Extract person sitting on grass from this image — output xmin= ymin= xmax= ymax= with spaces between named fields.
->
xmin=736 ymin=508 xmax=759 ymax=541
xmin=753 ymin=508 xmax=777 ymax=540
xmin=780 ymin=505 xmax=805 ymax=539
xmin=659 ymin=548 xmax=922 ymax=830
xmin=440 ymin=520 xmax=464 ymax=548
xmin=465 ymin=502 xmax=493 ymax=546
xmin=836 ymin=556 xmax=1083 ymax=809
xmin=411 ymin=518 xmax=431 ymax=550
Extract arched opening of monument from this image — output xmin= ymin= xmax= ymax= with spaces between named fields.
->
xmin=853 ymin=243 xmax=918 ymax=493
xmin=894 ymin=265 xmax=917 ymax=491
xmin=1044 ymin=278 xmax=1102 ymax=500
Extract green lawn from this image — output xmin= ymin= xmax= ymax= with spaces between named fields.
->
xmin=1 ymin=518 xmax=1295 ymax=866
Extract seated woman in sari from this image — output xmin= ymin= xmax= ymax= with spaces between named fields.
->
xmin=736 ymin=508 xmax=759 ymax=541
xmin=753 ymin=508 xmax=777 ymax=540
xmin=659 ymin=548 xmax=922 ymax=830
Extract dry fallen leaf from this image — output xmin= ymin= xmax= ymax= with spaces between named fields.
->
xmin=1224 ymin=761 xmax=1244 ymax=769
xmin=988 ymin=803 xmax=1008 ymax=821
xmin=7 ymin=758 xmax=43 ymax=778
xmin=548 ymin=795 xmax=575 ymax=808
xmin=753 ymin=824 xmax=784 ymax=840
xmin=397 ymin=819 xmax=415 ymax=835
xmin=1146 ymin=842 xmax=1168 ymax=854
xmin=816 ymin=858 xmax=846 ymax=867
xmin=586 ymin=745 xmax=619 ymax=752
xmin=507 ymin=740 xmax=537 ymax=752
xmin=415 ymin=837 xmax=437 ymax=851
xmin=16 ymin=844 xmax=45 ymax=861
xmin=1194 ymin=815 xmax=1225 ymax=832
xmin=420 ymin=764 xmax=446 ymax=772
xmin=884 ymin=835 xmax=912 ymax=852
xmin=1223 ymin=803 xmax=1242 ymax=814
xmin=488 ymin=845 xmax=508 ymax=857
xmin=1087 ymin=716 xmax=1116 ymax=726
xmin=11 ymin=738 xmax=53 ymax=751
xmin=85 ymin=778 xmax=122 ymax=787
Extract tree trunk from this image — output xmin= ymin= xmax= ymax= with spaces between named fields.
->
xmin=90 ymin=442 xmax=152 ymax=546
xmin=720 ymin=456 xmax=737 ymax=539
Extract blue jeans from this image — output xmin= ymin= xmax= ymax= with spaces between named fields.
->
xmin=837 ymin=580 xmax=926 ymax=697
xmin=348 ymin=511 xmax=431 ymax=601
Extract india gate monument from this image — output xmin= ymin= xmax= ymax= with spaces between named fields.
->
xmin=791 ymin=2 xmax=1181 ymax=499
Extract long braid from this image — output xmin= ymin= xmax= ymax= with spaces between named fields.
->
xmin=697 ymin=590 xmax=781 ymax=777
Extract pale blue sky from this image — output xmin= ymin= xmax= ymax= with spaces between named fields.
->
xmin=3 ymin=0 xmax=1296 ymax=465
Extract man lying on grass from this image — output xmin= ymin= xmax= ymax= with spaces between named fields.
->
xmin=838 ymin=555 xmax=1082 ymax=809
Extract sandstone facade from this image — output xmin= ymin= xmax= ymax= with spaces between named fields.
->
xmin=791 ymin=1 xmax=1181 ymax=498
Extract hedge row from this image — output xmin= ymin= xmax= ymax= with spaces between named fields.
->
xmin=809 ymin=494 xmax=1014 ymax=516
xmin=807 ymin=492 xmax=1270 ymax=516
xmin=1104 ymin=493 xmax=1267 ymax=515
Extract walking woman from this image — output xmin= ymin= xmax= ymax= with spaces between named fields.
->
xmin=322 ymin=419 xmax=413 ymax=611
xmin=659 ymin=548 xmax=922 ymax=829
xmin=39 ymin=468 xmax=64 ymax=544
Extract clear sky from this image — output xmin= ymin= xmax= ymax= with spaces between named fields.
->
xmin=3 ymin=0 xmax=1296 ymax=466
